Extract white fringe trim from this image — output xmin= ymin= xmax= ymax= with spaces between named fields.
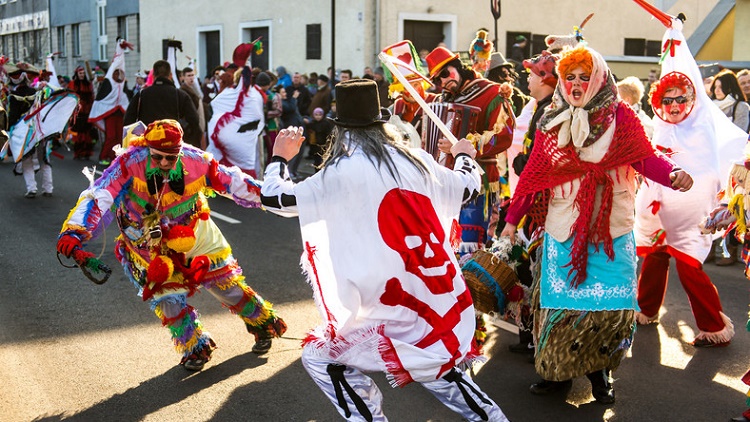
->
xmin=694 ymin=312 xmax=735 ymax=343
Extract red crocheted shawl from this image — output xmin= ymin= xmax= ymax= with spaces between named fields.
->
xmin=513 ymin=102 xmax=654 ymax=287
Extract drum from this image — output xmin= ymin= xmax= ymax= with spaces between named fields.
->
xmin=421 ymin=102 xmax=480 ymax=160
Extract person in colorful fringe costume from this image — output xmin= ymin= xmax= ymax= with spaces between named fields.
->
xmin=57 ymin=119 xmax=287 ymax=371
xmin=500 ymin=44 xmax=693 ymax=404
xmin=629 ymin=5 xmax=746 ymax=348
xmin=261 ymin=79 xmax=508 ymax=421
xmin=702 ymin=146 xmax=750 ymax=422
xmin=425 ymin=46 xmax=515 ymax=254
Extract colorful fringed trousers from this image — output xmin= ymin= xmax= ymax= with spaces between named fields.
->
xmin=152 ymin=278 xmax=284 ymax=358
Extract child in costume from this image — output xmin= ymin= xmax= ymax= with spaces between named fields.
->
xmin=57 ymin=119 xmax=286 ymax=371
xmin=631 ymin=3 xmax=745 ymax=348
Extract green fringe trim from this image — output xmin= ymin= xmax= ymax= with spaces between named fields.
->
xmin=537 ymin=309 xmax=565 ymax=351
xmin=164 ymin=194 xmax=198 ymax=218
xmin=145 ymin=154 xmax=184 ymax=181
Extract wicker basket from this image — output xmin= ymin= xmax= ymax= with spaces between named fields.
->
xmin=462 ymin=249 xmax=520 ymax=315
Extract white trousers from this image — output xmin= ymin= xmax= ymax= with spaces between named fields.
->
xmin=22 ymin=154 xmax=53 ymax=194
xmin=301 ymin=346 xmax=509 ymax=421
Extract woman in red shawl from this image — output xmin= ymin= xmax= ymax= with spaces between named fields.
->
xmin=500 ymin=45 xmax=693 ymax=404
xmin=68 ymin=66 xmax=95 ymax=159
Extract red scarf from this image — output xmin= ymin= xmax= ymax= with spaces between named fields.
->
xmin=513 ymin=102 xmax=654 ymax=287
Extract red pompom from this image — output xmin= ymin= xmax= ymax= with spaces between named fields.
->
xmin=507 ymin=284 xmax=524 ymax=303
xmin=147 ymin=255 xmax=174 ymax=283
xmin=166 ymin=225 xmax=196 ymax=253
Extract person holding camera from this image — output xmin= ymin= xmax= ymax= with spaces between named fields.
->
xmin=57 ymin=119 xmax=287 ymax=371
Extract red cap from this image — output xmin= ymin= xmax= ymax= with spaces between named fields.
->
xmin=144 ymin=119 xmax=183 ymax=153
xmin=425 ymin=47 xmax=460 ymax=79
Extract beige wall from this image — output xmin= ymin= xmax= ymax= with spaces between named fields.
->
xmin=696 ymin=7 xmax=735 ymax=62
xmin=733 ymin=0 xmax=750 ymax=60
xmin=139 ymin=0 xmax=723 ymax=78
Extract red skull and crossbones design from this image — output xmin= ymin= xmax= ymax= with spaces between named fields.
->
xmin=378 ymin=188 xmax=472 ymax=374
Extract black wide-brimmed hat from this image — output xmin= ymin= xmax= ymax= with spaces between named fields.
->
xmin=329 ymin=79 xmax=389 ymax=127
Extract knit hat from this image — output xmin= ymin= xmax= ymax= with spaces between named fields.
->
xmin=523 ymin=51 xmax=559 ymax=88
xmin=255 ymin=71 xmax=272 ymax=86
xmin=144 ymin=119 xmax=183 ymax=153
xmin=313 ymin=107 xmax=325 ymax=116
xmin=425 ymin=47 xmax=460 ymax=79
xmin=329 ymin=79 xmax=388 ymax=127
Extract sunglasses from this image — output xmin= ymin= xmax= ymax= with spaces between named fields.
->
xmin=432 ymin=68 xmax=451 ymax=84
xmin=151 ymin=153 xmax=179 ymax=162
xmin=661 ymin=96 xmax=689 ymax=105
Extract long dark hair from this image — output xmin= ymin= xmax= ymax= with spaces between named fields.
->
xmin=711 ymin=69 xmax=747 ymax=102
xmin=321 ymin=124 xmax=430 ymax=182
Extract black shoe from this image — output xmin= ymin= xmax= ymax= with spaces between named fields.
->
xmin=587 ymin=369 xmax=616 ymax=404
xmin=252 ymin=338 xmax=272 ymax=354
xmin=529 ymin=379 xmax=572 ymax=395
xmin=180 ymin=340 xmax=215 ymax=371
xmin=692 ymin=338 xmax=731 ymax=348
xmin=592 ymin=385 xmax=616 ymax=404
xmin=509 ymin=341 xmax=535 ymax=354
xmin=24 ymin=190 xmax=37 ymax=199
xmin=183 ymin=355 xmax=209 ymax=371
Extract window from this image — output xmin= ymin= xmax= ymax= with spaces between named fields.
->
xmin=117 ymin=16 xmax=128 ymax=40
xmin=57 ymin=26 xmax=66 ymax=57
xmin=97 ymin=4 xmax=106 ymax=38
xmin=624 ymin=38 xmax=662 ymax=57
xmin=306 ymin=24 xmax=321 ymax=60
xmin=72 ymin=24 xmax=81 ymax=56
xmin=23 ymin=31 xmax=31 ymax=61
xmin=97 ymin=2 xmax=107 ymax=60
xmin=12 ymin=34 xmax=19 ymax=60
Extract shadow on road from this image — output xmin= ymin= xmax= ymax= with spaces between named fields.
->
xmin=32 ymin=353 xmax=270 ymax=422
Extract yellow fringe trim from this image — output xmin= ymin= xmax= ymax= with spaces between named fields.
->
xmin=161 ymin=177 xmax=207 ymax=207
xmin=131 ymin=177 xmax=149 ymax=193
xmin=729 ymin=193 xmax=747 ymax=235
xmin=60 ymin=195 xmax=92 ymax=232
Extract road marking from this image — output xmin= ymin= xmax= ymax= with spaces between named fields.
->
xmin=211 ymin=211 xmax=241 ymax=224
xmin=93 ymin=169 xmax=241 ymax=224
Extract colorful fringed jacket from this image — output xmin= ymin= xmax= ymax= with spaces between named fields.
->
xmin=60 ymin=141 xmax=262 ymax=300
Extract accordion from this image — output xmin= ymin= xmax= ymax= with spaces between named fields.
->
xmin=421 ymin=102 xmax=481 ymax=160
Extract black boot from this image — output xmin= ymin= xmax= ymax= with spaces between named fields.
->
xmin=509 ymin=328 xmax=535 ymax=354
xmin=529 ymin=379 xmax=572 ymax=395
xmin=586 ymin=369 xmax=615 ymax=404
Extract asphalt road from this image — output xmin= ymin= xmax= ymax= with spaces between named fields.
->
xmin=0 ymin=145 xmax=747 ymax=422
